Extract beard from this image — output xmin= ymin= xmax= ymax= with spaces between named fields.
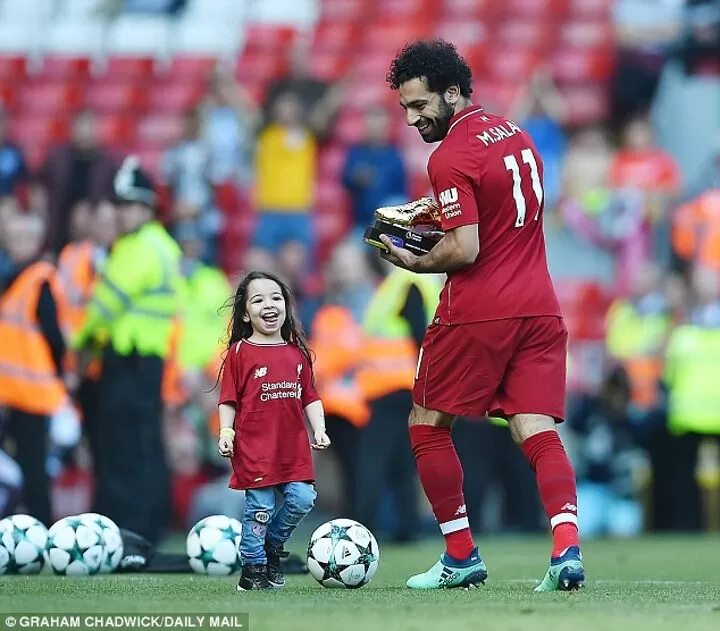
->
xmin=418 ymin=98 xmax=455 ymax=143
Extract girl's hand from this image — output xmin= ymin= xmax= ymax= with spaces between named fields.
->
xmin=311 ymin=430 xmax=331 ymax=450
xmin=218 ymin=436 xmax=234 ymax=458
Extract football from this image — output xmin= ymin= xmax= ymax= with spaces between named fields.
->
xmin=186 ymin=514 xmax=243 ymax=576
xmin=0 ymin=514 xmax=48 ymax=575
xmin=45 ymin=516 xmax=104 ymax=576
xmin=77 ymin=513 xmax=124 ymax=574
xmin=306 ymin=518 xmax=380 ymax=588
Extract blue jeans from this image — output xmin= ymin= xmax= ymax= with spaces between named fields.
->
xmin=253 ymin=211 xmax=314 ymax=253
xmin=239 ymin=482 xmax=317 ymax=565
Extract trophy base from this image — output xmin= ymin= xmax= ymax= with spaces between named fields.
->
xmin=363 ymin=221 xmax=442 ymax=256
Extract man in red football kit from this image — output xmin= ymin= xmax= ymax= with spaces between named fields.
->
xmin=379 ymin=40 xmax=585 ymax=591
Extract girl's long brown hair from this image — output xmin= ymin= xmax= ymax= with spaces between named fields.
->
xmin=216 ymin=271 xmax=314 ymax=387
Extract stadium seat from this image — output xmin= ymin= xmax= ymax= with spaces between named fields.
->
xmin=496 ymin=21 xmax=556 ymax=50
xmin=308 ymin=50 xmax=351 ymax=82
xmin=0 ymin=0 xmax=53 ymax=25
xmin=85 ymin=83 xmax=148 ymax=114
xmin=312 ymin=21 xmax=362 ymax=52
xmin=147 ymin=83 xmax=205 ymax=114
xmin=569 ymin=0 xmax=612 ymax=19
xmin=318 ymin=143 xmax=348 ymax=181
xmin=38 ymin=56 xmax=92 ymax=82
xmin=559 ymin=20 xmax=613 ymax=49
xmin=106 ymin=15 xmax=171 ymax=57
xmin=102 ymin=56 xmax=157 ymax=82
xmin=18 ymin=83 xmax=84 ymax=115
xmin=483 ymin=47 xmax=541 ymax=82
xmin=184 ymin=0 xmax=247 ymax=22
xmin=59 ymin=0 xmax=107 ymax=17
xmin=235 ymin=51 xmax=288 ymax=83
xmin=136 ymin=114 xmax=184 ymax=148
xmin=473 ymin=78 xmax=521 ymax=115
xmin=42 ymin=19 xmax=106 ymax=56
xmin=362 ymin=20 xmax=432 ymax=53
xmin=0 ymin=56 xmax=27 ymax=82
xmin=376 ymin=0 xmax=439 ymax=21
xmin=9 ymin=116 xmax=70 ymax=146
xmin=22 ymin=142 xmax=52 ymax=172
xmin=320 ymin=0 xmax=372 ymax=21
xmin=164 ymin=56 xmax=219 ymax=83
xmin=0 ymin=84 xmax=16 ymax=110
xmin=441 ymin=0 xmax=501 ymax=21
xmin=243 ymin=25 xmax=298 ymax=53
xmin=503 ymin=0 xmax=571 ymax=18
xmin=334 ymin=108 xmax=366 ymax=144
xmin=551 ymin=47 xmax=615 ymax=82
xmin=434 ymin=21 xmax=488 ymax=58
xmin=560 ymin=83 xmax=609 ymax=125
xmin=95 ymin=115 xmax=135 ymax=146
xmin=353 ymin=50 xmax=396 ymax=81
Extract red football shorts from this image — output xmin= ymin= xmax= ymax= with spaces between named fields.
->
xmin=412 ymin=316 xmax=568 ymax=421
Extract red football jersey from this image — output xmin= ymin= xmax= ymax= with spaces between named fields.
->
xmin=218 ymin=339 xmax=320 ymax=490
xmin=427 ymin=105 xmax=561 ymax=324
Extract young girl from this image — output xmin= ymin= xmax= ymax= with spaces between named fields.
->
xmin=217 ymin=271 xmax=330 ymax=591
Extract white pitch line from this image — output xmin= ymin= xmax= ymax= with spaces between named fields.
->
xmin=507 ymin=579 xmax=718 ymax=586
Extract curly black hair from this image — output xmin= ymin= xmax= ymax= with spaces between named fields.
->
xmin=386 ymin=40 xmax=473 ymax=98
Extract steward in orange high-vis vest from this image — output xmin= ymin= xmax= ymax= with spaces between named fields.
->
xmin=0 ymin=212 xmax=68 ymax=526
xmin=355 ymin=265 xmax=441 ymax=541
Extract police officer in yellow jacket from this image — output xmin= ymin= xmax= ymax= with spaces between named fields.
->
xmin=72 ymin=157 xmax=182 ymax=544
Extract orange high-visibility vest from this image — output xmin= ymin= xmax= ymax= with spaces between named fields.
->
xmin=624 ymin=356 xmax=663 ymax=409
xmin=57 ymin=240 xmax=102 ymax=380
xmin=0 ymin=261 xmax=67 ymax=415
xmin=311 ymin=305 xmax=370 ymax=428
xmin=672 ymin=190 xmax=720 ymax=269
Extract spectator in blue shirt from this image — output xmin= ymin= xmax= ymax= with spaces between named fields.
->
xmin=342 ymin=107 xmax=408 ymax=237
xmin=0 ymin=109 xmax=27 ymax=197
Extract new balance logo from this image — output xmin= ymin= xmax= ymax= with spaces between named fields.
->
xmin=438 ymin=187 xmax=458 ymax=207
xmin=562 ymin=503 xmax=578 ymax=513
xmin=254 ymin=366 xmax=267 ymax=379
xmin=454 ymin=504 xmax=467 ymax=516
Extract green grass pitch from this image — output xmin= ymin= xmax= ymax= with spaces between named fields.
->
xmin=2 ymin=536 xmax=719 ymax=631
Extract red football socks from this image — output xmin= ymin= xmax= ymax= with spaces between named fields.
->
xmin=409 ymin=424 xmax=475 ymax=560
xmin=522 ymin=429 xmax=580 ymax=557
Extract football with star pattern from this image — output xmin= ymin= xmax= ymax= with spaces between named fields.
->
xmin=306 ymin=519 xmax=380 ymax=588
xmin=45 ymin=516 xmax=103 ymax=576
xmin=186 ymin=515 xmax=243 ymax=576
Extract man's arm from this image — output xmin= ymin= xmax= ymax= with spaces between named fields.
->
xmin=380 ymin=223 xmax=479 ymax=274
xmin=36 ymin=281 xmax=66 ymax=378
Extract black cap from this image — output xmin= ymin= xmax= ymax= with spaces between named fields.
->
xmin=114 ymin=156 xmax=157 ymax=207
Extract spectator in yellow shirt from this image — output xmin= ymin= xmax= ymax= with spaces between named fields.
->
xmin=253 ymin=92 xmax=316 ymax=253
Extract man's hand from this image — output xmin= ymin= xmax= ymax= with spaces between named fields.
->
xmin=379 ymin=235 xmax=420 ymax=271
xmin=218 ymin=436 xmax=234 ymax=458
xmin=311 ymin=429 xmax=331 ymax=450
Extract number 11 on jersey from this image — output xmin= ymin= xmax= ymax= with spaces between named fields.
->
xmin=504 ymin=149 xmax=543 ymax=228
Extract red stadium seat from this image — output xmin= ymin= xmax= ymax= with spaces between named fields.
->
xmin=312 ymin=21 xmax=362 ymax=52
xmin=0 ymin=56 xmax=27 ymax=82
xmin=164 ymin=55 xmax=219 ymax=82
xmin=318 ymin=143 xmax=348 ymax=181
xmin=242 ymin=80 xmax=267 ymax=108
xmin=320 ymin=0 xmax=373 ymax=21
xmin=136 ymin=114 xmax=183 ymax=148
xmin=103 ymin=56 xmax=156 ymax=82
xmin=559 ymin=21 xmax=613 ymax=49
xmin=235 ymin=51 xmax=288 ymax=84
xmin=95 ymin=115 xmax=135 ymax=146
xmin=483 ymin=47 xmax=541 ymax=81
xmin=363 ymin=20 xmax=431 ymax=52
xmin=434 ymin=21 xmax=488 ymax=58
xmin=84 ymin=83 xmax=148 ymax=114
xmin=243 ymin=25 xmax=297 ymax=52
xmin=147 ymin=82 xmax=204 ymax=114
xmin=0 ymin=84 xmax=16 ymax=110
xmin=39 ymin=56 xmax=92 ymax=82
xmin=551 ymin=47 xmax=615 ymax=82
xmin=503 ymin=0 xmax=571 ymax=18
xmin=559 ymin=83 xmax=609 ymax=125
xmin=334 ymin=108 xmax=366 ymax=144
xmin=315 ymin=180 xmax=351 ymax=260
xmin=496 ymin=21 xmax=556 ymax=50
xmin=441 ymin=0 xmax=501 ymax=21
xmin=569 ymin=0 xmax=611 ymax=19
xmin=23 ymin=143 xmax=51 ymax=172
xmin=376 ymin=0 xmax=439 ymax=21
xmin=308 ymin=50 xmax=351 ymax=82
xmin=18 ymin=83 xmax=84 ymax=114
xmin=473 ymin=78 xmax=521 ymax=115
xmin=353 ymin=50 xmax=394 ymax=80
xmin=9 ymin=116 xmax=69 ymax=146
